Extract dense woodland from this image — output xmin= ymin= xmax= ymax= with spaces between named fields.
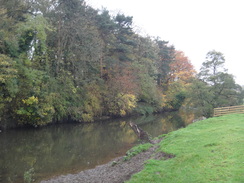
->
xmin=0 ymin=0 xmax=243 ymax=129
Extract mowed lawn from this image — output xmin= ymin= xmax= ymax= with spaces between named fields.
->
xmin=127 ymin=114 xmax=244 ymax=183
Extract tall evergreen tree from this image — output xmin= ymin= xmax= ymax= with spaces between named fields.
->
xmin=155 ymin=40 xmax=175 ymax=86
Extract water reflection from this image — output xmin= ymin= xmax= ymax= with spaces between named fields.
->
xmin=0 ymin=110 xmax=196 ymax=183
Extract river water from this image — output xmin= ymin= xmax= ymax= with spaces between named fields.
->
xmin=0 ymin=110 xmax=196 ymax=183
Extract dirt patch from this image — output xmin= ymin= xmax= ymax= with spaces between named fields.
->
xmin=40 ymin=138 xmax=173 ymax=183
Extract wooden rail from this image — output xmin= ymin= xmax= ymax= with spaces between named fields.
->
xmin=213 ymin=105 xmax=244 ymax=117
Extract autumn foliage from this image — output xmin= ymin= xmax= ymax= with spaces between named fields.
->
xmin=1 ymin=0 xmax=225 ymax=129
xmin=169 ymin=50 xmax=195 ymax=83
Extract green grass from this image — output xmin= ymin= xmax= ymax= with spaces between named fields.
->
xmin=127 ymin=114 xmax=244 ymax=183
xmin=123 ymin=143 xmax=153 ymax=161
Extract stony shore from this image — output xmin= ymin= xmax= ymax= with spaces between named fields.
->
xmin=40 ymin=138 xmax=172 ymax=183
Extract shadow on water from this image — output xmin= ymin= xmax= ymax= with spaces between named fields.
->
xmin=0 ymin=110 xmax=197 ymax=183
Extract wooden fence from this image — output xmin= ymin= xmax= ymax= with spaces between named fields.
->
xmin=213 ymin=105 xmax=244 ymax=117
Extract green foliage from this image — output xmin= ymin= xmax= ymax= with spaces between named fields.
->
xmin=17 ymin=14 xmax=51 ymax=56
xmin=24 ymin=168 xmax=35 ymax=183
xmin=52 ymin=73 xmax=84 ymax=122
xmin=198 ymin=50 xmax=226 ymax=85
xmin=155 ymin=40 xmax=175 ymax=86
xmin=16 ymin=95 xmax=55 ymax=126
xmin=0 ymin=8 xmax=19 ymax=57
xmin=0 ymin=54 xmax=17 ymax=83
xmin=162 ymin=81 xmax=187 ymax=110
xmin=188 ymin=50 xmax=244 ymax=117
xmin=135 ymin=63 xmax=163 ymax=109
xmin=80 ymin=83 xmax=103 ymax=122
xmin=187 ymin=79 xmax=214 ymax=117
xmin=168 ymin=91 xmax=186 ymax=110
xmin=46 ymin=92 xmax=67 ymax=122
xmin=135 ymin=103 xmax=156 ymax=115
xmin=0 ymin=54 xmax=18 ymax=127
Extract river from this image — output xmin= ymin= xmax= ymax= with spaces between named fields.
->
xmin=0 ymin=110 xmax=196 ymax=183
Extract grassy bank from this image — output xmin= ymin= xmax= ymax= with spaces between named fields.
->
xmin=127 ymin=114 xmax=244 ymax=183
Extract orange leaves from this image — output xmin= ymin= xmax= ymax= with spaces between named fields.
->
xmin=106 ymin=63 xmax=140 ymax=96
xmin=102 ymin=63 xmax=140 ymax=116
xmin=169 ymin=50 xmax=196 ymax=83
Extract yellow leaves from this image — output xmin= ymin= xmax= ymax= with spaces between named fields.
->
xmin=81 ymin=113 xmax=93 ymax=122
xmin=120 ymin=121 xmax=127 ymax=127
xmin=17 ymin=95 xmax=55 ymax=126
xmin=161 ymin=94 xmax=168 ymax=108
xmin=84 ymin=93 xmax=101 ymax=115
xmin=80 ymin=83 xmax=103 ymax=122
xmin=126 ymin=94 xmax=137 ymax=109
xmin=120 ymin=109 xmax=126 ymax=116
xmin=72 ymin=87 xmax=77 ymax=94
xmin=40 ymin=105 xmax=55 ymax=117
xmin=84 ymin=84 xmax=102 ymax=114
xmin=112 ymin=93 xmax=137 ymax=116
xmin=120 ymin=93 xmax=137 ymax=109
xmin=22 ymin=96 xmax=38 ymax=105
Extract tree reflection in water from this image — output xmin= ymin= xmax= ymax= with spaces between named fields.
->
xmin=0 ymin=110 xmax=197 ymax=183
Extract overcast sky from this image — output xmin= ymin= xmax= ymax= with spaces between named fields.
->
xmin=87 ymin=0 xmax=244 ymax=85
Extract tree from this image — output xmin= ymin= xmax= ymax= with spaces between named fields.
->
xmin=112 ymin=13 xmax=136 ymax=62
xmin=198 ymin=50 xmax=226 ymax=85
xmin=0 ymin=54 xmax=18 ymax=128
xmin=169 ymin=50 xmax=195 ymax=83
xmin=161 ymin=50 xmax=195 ymax=111
xmin=0 ymin=0 xmax=29 ymax=57
xmin=188 ymin=50 xmax=244 ymax=117
xmin=155 ymin=40 xmax=175 ymax=86
xmin=95 ymin=9 xmax=117 ymax=77
xmin=187 ymin=78 xmax=215 ymax=117
xmin=1 ymin=0 xmax=203 ymax=128
xmin=103 ymin=64 xmax=139 ymax=117
xmin=46 ymin=0 xmax=103 ymax=81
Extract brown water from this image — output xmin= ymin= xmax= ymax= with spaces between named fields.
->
xmin=0 ymin=110 xmax=196 ymax=183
